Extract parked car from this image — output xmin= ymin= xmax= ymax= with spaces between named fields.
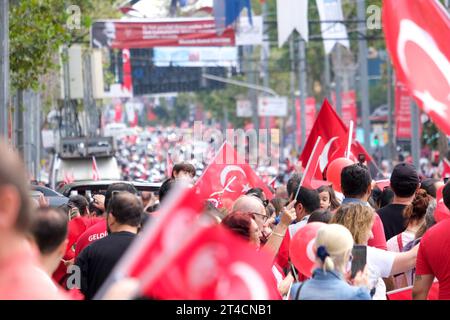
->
xmin=58 ymin=180 xmax=162 ymax=199
xmin=30 ymin=185 xmax=69 ymax=207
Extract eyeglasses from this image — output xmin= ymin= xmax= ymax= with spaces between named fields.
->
xmin=246 ymin=211 xmax=270 ymax=222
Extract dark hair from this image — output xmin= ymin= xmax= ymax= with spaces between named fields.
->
xmin=105 ymin=183 xmax=138 ymax=211
xmin=68 ymin=195 xmax=89 ymax=216
xmin=390 ymin=171 xmax=419 ymax=198
xmin=287 ymin=173 xmax=301 ymax=199
xmin=317 ymin=185 xmax=340 ymax=210
xmin=30 ymin=207 xmax=68 ymax=255
xmin=377 ymin=187 xmax=395 ymax=208
xmin=403 ymin=189 xmax=431 ymax=226
xmin=308 ymin=209 xmax=332 ymax=224
xmin=107 ymin=192 xmax=143 ymax=227
xmin=0 ymin=141 xmax=32 ymax=233
xmin=171 ymin=162 xmax=195 ymax=178
xmin=246 ymin=188 xmax=265 ymax=200
xmin=221 ymin=212 xmax=255 ymax=241
xmin=341 ymin=164 xmax=372 ymax=199
xmin=420 ymin=178 xmax=440 ymax=198
xmin=158 ymin=179 xmax=175 ymax=204
xmin=444 ymin=182 xmax=450 ymax=210
xmin=295 ymin=187 xmax=321 ymax=214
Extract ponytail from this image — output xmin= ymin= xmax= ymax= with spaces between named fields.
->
xmin=317 ymin=245 xmax=335 ymax=271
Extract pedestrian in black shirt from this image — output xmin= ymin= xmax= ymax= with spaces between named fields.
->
xmin=377 ymin=163 xmax=420 ymax=241
xmin=75 ymin=192 xmax=143 ymax=300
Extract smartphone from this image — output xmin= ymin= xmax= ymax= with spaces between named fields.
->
xmin=351 ymin=245 xmax=367 ymax=278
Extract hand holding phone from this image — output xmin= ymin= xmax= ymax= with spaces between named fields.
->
xmin=351 ymin=245 xmax=367 ymax=279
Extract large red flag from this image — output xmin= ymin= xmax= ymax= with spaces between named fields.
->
xmin=195 ymin=142 xmax=273 ymax=210
xmin=92 ymin=156 xmax=100 ymax=181
xmin=140 ymin=225 xmax=280 ymax=300
xmin=300 ymin=99 xmax=350 ymax=180
xmin=383 ymin=0 xmax=450 ymax=135
xmin=95 ymin=184 xmax=206 ymax=299
xmin=300 ymin=137 xmax=325 ymax=190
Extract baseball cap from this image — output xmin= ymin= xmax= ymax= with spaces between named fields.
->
xmin=390 ymin=163 xmax=420 ymax=185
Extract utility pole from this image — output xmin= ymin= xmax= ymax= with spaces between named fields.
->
xmin=357 ymin=0 xmax=372 ymax=153
xmin=289 ymin=35 xmax=297 ymax=150
xmin=262 ymin=1 xmax=270 ymax=130
xmin=335 ymin=45 xmax=342 ymax=116
xmin=0 ymin=0 xmax=9 ymax=139
xmin=246 ymin=45 xmax=259 ymax=134
xmin=410 ymin=101 xmax=421 ymax=169
xmin=324 ymin=52 xmax=331 ymax=102
xmin=298 ymin=38 xmax=307 ymax=149
xmin=387 ymin=59 xmax=395 ymax=163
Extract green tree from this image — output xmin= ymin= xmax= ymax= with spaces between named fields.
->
xmin=9 ymin=0 xmax=120 ymax=91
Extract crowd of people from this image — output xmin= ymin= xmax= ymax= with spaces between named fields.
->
xmin=1 ymin=137 xmax=450 ymax=300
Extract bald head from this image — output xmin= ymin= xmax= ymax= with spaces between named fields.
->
xmin=232 ymin=195 xmax=265 ymax=216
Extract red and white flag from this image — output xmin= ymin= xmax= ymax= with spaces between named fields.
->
xmin=299 ymin=136 xmax=326 ymax=190
xmin=95 ymin=184 xmax=206 ymax=299
xmin=443 ymin=159 xmax=450 ymax=179
xmin=92 ymin=156 xmax=100 ymax=181
xmin=195 ymin=142 xmax=273 ymax=210
xmin=96 ymin=184 xmax=279 ymax=300
xmin=140 ymin=225 xmax=280 ymax=300
xmin=300 ymin=99 xmax=368 ymax=180
xmin=383 ymin=0 xmax=450 ymax=136
xmin=63 ymin=171 xmax=75 ymax=185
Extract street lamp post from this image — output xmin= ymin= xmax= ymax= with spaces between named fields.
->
xmin=0 ymin=0 xmax=9 ymax=138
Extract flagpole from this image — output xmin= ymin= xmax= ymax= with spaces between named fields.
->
xmin=346 ymin=120 xmax=354 ymax=159
xmin=295 ymin=136 xmax=322 ymax=200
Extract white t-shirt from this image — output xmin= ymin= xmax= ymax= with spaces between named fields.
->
xmin=387 ymin=231 xmax=415 ymax=252
xmin=387 ymin=231 xmax=416 ymax=288
xmin=288 ymin=215 xmax=310 ymax=238
xmin=367 ymin=246 xmax=396 ymax=300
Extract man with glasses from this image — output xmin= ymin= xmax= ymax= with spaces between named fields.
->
xmin=232 ymin=195 xmax=271 ymax=242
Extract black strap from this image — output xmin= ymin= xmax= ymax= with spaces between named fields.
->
xmin=294 ymin=282 xmax=305 ymax=300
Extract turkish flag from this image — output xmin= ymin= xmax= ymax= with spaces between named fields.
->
xmin=383 ymin=0 xmax=450 ymax=135
xmin=92 ymin=156 xmax=100 ymax=181
xmin=300 ymin=99 xmax=350 ymax=180
xmin=95 ymin=184 xmax=207 ymax=299
xmin=301 ymin=137 xmax=326 ymax=190
xmin=387 ymin=282 xmax=439 ymax=300
xmin=443 ymin=159 xmax=450 ymax=179
xmin=140 ymin=225 xmax=280 ymax=300
xmin=195 ymin=142 xmax=273 ymax=210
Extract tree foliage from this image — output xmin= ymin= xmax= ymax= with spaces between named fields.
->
xmin=9 ymin=0 xmax=120 ymax=91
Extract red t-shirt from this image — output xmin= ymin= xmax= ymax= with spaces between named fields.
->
xmin=368 ymin=213 xmax=387 ymax=250
xmin=416 ymin=218 xmax=450 ymax=300
xmin=0 ymin=247 xmax=67 ymax=300
xmin=74 ymin=219 xmax=108 ymax=257
xmin=53 ymin=216 xmax=102 ymax=285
